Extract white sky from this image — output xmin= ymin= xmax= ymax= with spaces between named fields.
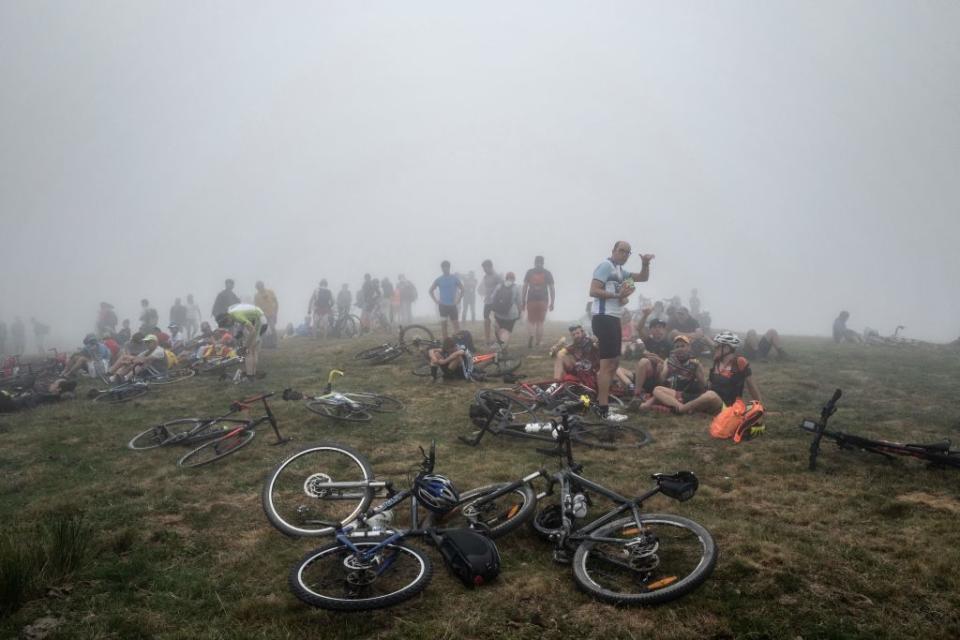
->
xmin=1 ymin=1 xmax=958 ymax=346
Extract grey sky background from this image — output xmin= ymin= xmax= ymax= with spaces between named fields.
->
xmin=2 ymin=1 xmax=958 ymax=348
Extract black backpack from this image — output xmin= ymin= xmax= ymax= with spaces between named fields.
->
xmin=433 ymin=529 xmax=501 ymax=587
xmin=491 ymin=285 xmax=513 ymax=315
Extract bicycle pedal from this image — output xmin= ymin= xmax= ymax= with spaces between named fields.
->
xmin=552 ymin=549 xmax=571 ymax=564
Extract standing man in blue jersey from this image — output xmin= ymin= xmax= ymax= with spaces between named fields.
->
xmin=429 ymin=260 xmax=464 ymax=340
xmin=589 ymin=241 xmax=654 ymax=422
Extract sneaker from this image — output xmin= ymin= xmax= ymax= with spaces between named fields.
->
xmin=603 ymin=411 xmax=629 ymax=423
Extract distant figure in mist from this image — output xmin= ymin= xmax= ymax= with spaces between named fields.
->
xmin=477 ymin=259 xmax=503 ymax=346
xmin=833 ymin=311 xmax=862 ymax=344
xmin=0 ymin=321 xmax=6 ymax=355
xmin=97 ymin=302 xmax=118 ymax=336
xmin=309 ymin=280 xmax=334 ymax=337
xmin=429 ymin=260 xmax=463 ymax=340
xmin=743 ymin=329 xmax=788 ymax=361
xmin=30 ymin=318 xmax=51 ymax=354
xmin=185 ymin=295 xmax=202 ymax=340
xmin=254 ymin=281 xmax=279 ymax=348
xmin=138 ymin=299 xmax=159 ymax=333
xmin=169 ymin=298 xmax=188 ymax=329
xmin=212 ymin=279 xmax=241 ymax=319
xmin=397 ymin=275 xmax=417 ymax=325
xmin=381 ymin=277 xmax=395 ymax=325
xmin=459 ymin=271 xmax=478 ymax=324
xmin=522 ymin=255 xmax=555 ymax=349
xmin=689 ymin=289 xmax=701 ymax=318
xmin=117 ymin=319 xmax=132 ymax=346
xmin=336 ymin=284 xmax=352 ymax=316
xmin=11 ymin=317 xmax=26 ymax=355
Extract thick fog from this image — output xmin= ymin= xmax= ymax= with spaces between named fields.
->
xmin=2 ymin=1 xmax=958 ymax=350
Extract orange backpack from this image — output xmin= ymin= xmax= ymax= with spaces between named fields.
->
xmin=709 ymin=398 xmax=765 ymax=443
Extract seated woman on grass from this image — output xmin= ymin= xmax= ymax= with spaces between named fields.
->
xmin=652 ymin=331 xmax=763 ymax=415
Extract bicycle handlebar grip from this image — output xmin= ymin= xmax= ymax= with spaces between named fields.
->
xmin=830 ymin=389 xmax=842 ymax=404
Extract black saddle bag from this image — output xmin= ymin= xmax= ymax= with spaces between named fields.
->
xmin=435 ymin=528 xmax=501 ymax=587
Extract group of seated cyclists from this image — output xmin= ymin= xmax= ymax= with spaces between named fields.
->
xmin=552 ymin=314 xmax=779 ymax=416
xmin=57 ymin=319 xmax=240 ymax=386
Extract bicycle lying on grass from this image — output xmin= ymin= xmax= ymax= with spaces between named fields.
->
xmin=353 ymin=325 xmax=436 ymax=364
xmin=411 ymin=346 xmax=523 ymax=380
xmin=87 ymin=365 xmax=196 ymax=403
xmin=462 ymin=389 xmax=652 ymax=450
xmin=801 ymin=389 xmax=960 ymax=470
xmin=283 ymin=369 xmax=404 ymax=422
xmin=262 ymin=441 xmax=534 ymax=610
xmin=128 ymin=393 xmax=289 ymax=466
xmin=444 ymin=400 xmax=716 ymax=605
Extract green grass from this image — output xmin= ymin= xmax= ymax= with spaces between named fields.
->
xmin=1 ymin=323 xmax=959 ymax=639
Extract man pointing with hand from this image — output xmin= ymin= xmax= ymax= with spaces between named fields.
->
xmin=589 ymin=240 xmax=654 ymax=422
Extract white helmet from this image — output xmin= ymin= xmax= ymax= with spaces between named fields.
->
xmin=713 ymin=331 xmax=741 ymax=348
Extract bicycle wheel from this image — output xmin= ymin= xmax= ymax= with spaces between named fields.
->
xmin=178 ymin=428 xmax=255 ymax=468
xmin=400 ymin=324 xmax=434 ymax=346
xmin=572 ymin=423 xmax=653 ymax=450
xmin=149 ymin=368 xmax=196 ymax=385
xmin=474 ymin=355 xmax=522 ymax=378
xmin=425 ymin=482 xmax=537 ymax=539
xmin=341 ymin=392 xmax=404 ymax=413
xmin=262 ymin=443 xmax=375 ymax=537
xmin=128 ymin=418 xmax=206 ymax=450
xmin=369 ymin=347 xmax=404 ymax=364
xmin=305 ymin=399 xmax=373 ymax=422
xmin=93 ymin=384 xmax=149 ymax=404
xmin=474 ymin=389 xmax=538 ymax=423
xmin=572 ymin=514 xmax=717 ymax=605
xmin=289 ymin=539 xmax=432 ymax=611
xmin=355 ymin=345 xmax=391 ymax=361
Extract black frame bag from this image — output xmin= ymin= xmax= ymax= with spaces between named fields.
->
xmin=433 ymin=529 xmax=501 ymax=587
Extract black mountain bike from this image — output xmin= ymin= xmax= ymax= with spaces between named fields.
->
xmin=443 ymin=400 xmax=716 ymax=605
xmin=462 ymin=389 xmax=652 ymax=450
xmin=262 ymin=442 xmax=535 ymax=611
xmin=801 ymin=389 xmax=960 ymax=470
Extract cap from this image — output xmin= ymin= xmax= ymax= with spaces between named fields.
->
xmin=142 ymin=334 xmax=158 ymax=342
xmin=673 ymin=335 xmax=691 ymax=345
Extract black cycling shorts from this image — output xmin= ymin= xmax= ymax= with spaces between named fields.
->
xmin=591 ymin=314 xmax=621 ymax=360
xmin=438 ymin=304 xmax=458 ymax=320
xmin=495 ymin=317 xmax=517 ymax=332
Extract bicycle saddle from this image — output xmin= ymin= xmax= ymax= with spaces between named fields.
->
xmin=653 ymin=471 xmax=699 ymax=502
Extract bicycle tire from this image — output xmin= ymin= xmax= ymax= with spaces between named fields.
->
xmin=148 ymin=368 xmax=195 ymax=385
xmin=572 ymin=423 xmax=653 ymax=450
xmin=340 ymin=392 xmax=404 ymax=413
xmin=572 ymin=514 xmax=717 ymax=605
xmin=128 ymin=418 xmax=207 ymax=450
xmin=178 ymin=428 xmax=255 ymax=468
xmin=474 ymin=355 xmax=522 ymax=378
xmin=368 ymin=348 xmax=404 ymax=365
xmin=305 ymin=399 xmax=373 ymax=422
xmin=355 ymin=345 xmax=392 ymax=361
xmin=93 ymin=384 xmax=149 ymax=404
xmin=474 ymin=388 xmax=538 ymax=422
xmin=399 ymin=324 xmax=435 ymax=346
xmin=289 ymin=539 xmax=432 ymax=611
xmin=262 ymin=442 xmax=375 ymax=537
xmin=425 ymin=482 xmax=537 ymax=539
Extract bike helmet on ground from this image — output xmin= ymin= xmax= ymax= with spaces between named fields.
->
xmin=713 ymin=331 xmax=741 ymax=348
xmin=415 ymin=474 xmax=460 ymax=513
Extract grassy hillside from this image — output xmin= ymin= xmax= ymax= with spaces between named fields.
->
xmin=2 ymin=323 xmax=959 ymax=639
